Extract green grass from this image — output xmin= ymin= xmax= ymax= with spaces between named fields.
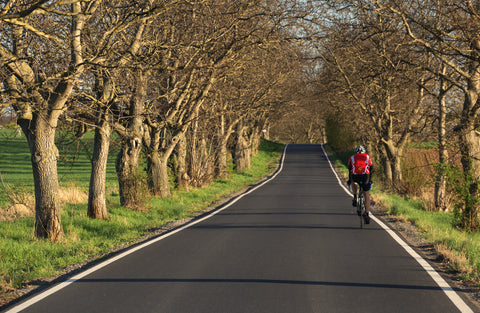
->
xmin=0 ymin=129 xmax=119 ymax=206
xmin=0 ymin=130 xmax=284 ymax=292
xmin=0 ymin=130 xmax=33 ymax=194
xmin=376 ymin=193 xmax=480 ymax=281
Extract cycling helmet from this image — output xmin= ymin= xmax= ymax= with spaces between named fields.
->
xmin=354 ymin=145 xmax=366 ymax=154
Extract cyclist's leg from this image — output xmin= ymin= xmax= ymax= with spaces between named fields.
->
xmin=363 ymin=175 xmax=372 ymax=214
xmin=363 ymin=190 xmax=371 ymax=224
xmin=351 ymin=182 xmax=358 ymax=206
xmin=359 ymin=176 xmax=371 ymax=223
xmin=351 ymin=182 xmax=358 ymax=195
xmin=364 ymin=190 xmax=370 ymax=214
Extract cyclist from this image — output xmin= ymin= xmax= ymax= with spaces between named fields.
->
xmin=347 ymin=145 xmax=374 ymax=224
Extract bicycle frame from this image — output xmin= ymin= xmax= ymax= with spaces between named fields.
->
xmin=356 ymin=183 xmax=366 ymax=229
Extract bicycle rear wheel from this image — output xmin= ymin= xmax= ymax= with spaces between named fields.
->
xmin=358 ymin=194 xmax=365 ymax=229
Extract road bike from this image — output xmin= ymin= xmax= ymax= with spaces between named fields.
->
xmin=356 ymin=184 xmax=366 ymax=229
xmin=350 ymin=181 xmax=371 ymax=229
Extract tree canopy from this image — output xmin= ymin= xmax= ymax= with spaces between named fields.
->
xmin=2 ymin=0 xmax=480 ymax=235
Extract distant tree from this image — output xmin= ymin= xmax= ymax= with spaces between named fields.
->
xmin=313 ymin=4 xmax=431 ymax=190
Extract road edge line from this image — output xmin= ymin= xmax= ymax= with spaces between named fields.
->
xmin=320 ymin=144 xmax=473 ymax=313
xmin=5 ymin=145 xmax=289 ymax=313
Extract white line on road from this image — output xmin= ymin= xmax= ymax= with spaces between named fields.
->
xmin=321 ymin=144 xmax=474 ymax=313
xmin=5 ymin=146 xmax=289 ymax=313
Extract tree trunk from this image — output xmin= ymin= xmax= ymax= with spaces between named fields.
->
xmin=391 ymin=154 xmax=403 ymax=184
xmin=116 ymin=70 xmax=146 ymax=209
xmin=116 ymin=136 xmax=143 ymax=208
xmin=458 ymin=127 xmax=480 ymax=229
xmin=382 ymin=155 xmax=393 ymax=183
xmin=88 ymin=111 xmax=110 ymax=219
xmin=455 ymin=55 xmax=480 ymax=229
xmin=188 ymin=120 xmax=199 ymax=183
xmin=19 ymin=117 xmax=63 ymax=241
xmin=214 ymin=114 xmax=231 ymax=179
xmin=434 ymin=70 xmax=449 ymax=211
xmin=147 ymin=150 xmax=161 ymax=195
xmin=250 ymin=127 xmax=261 ymax=157
xmin=144 ymin=126 xmax=180 ymax=198
xmin=147 ymin=149 xmax=171 ymax=198
xmin=174 ymin=133 xmax=188 ymax=189
xmin=198 ymin=137 xmax=213 ymax=185
xmin=455 ymin=38 xmax=480 ymax=229
xmin=88 ymin=69 xmax=115 ymax=219
xmin=382 ymin=140 xmax=403 ymax=190
xmin=234 ymin=123 xmax=251 ymax=173
xmin=215 ymin=138 xmax=229 ymax=179
xmin=158 ymin=153 xmax=172 ymax=198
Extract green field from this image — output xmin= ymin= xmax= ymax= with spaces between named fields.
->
xmin=0 ymin=130 xmax=120 ymax=206
xmin=0 ymin=129 xmax=284 ymax=293
xmin=0 ymin=130 xmax=35 ymax=197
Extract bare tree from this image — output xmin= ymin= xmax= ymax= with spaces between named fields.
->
xmin=105 ymin=0 xmax=179 ymax=208
xmin=73 ymin=0 xmax=174 ymax=214
xmin=371 ymin=0 xmax=480 ymax=228
xmin=141 ymin=0 xmax=299 ymax=194
xmin=0 ymin=0 xmax=320 ymax=231
xmin=0 ymin=1 xmax=98 ymax=240
xmin=314 ymin=4 xmax=431 ymax=190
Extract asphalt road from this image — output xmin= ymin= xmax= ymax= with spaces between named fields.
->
xmin=4 ymin=144 xmax=477 ymax=313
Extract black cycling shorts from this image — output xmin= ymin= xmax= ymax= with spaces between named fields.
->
xmin=352 ymin=174 xmax=371 ymax=192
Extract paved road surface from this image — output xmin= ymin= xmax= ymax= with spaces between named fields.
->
xmin=3 ymin=144 xmax=476 ymax=313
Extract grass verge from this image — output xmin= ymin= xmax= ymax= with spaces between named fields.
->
xmin=374 ymin=193 xmax=480 ymax=282
xmin=0 ymin=133 xmax=284 ymax=294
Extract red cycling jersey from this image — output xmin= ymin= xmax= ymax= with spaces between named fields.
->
xmin=348 ymin=153 xmax=373 ymax=175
